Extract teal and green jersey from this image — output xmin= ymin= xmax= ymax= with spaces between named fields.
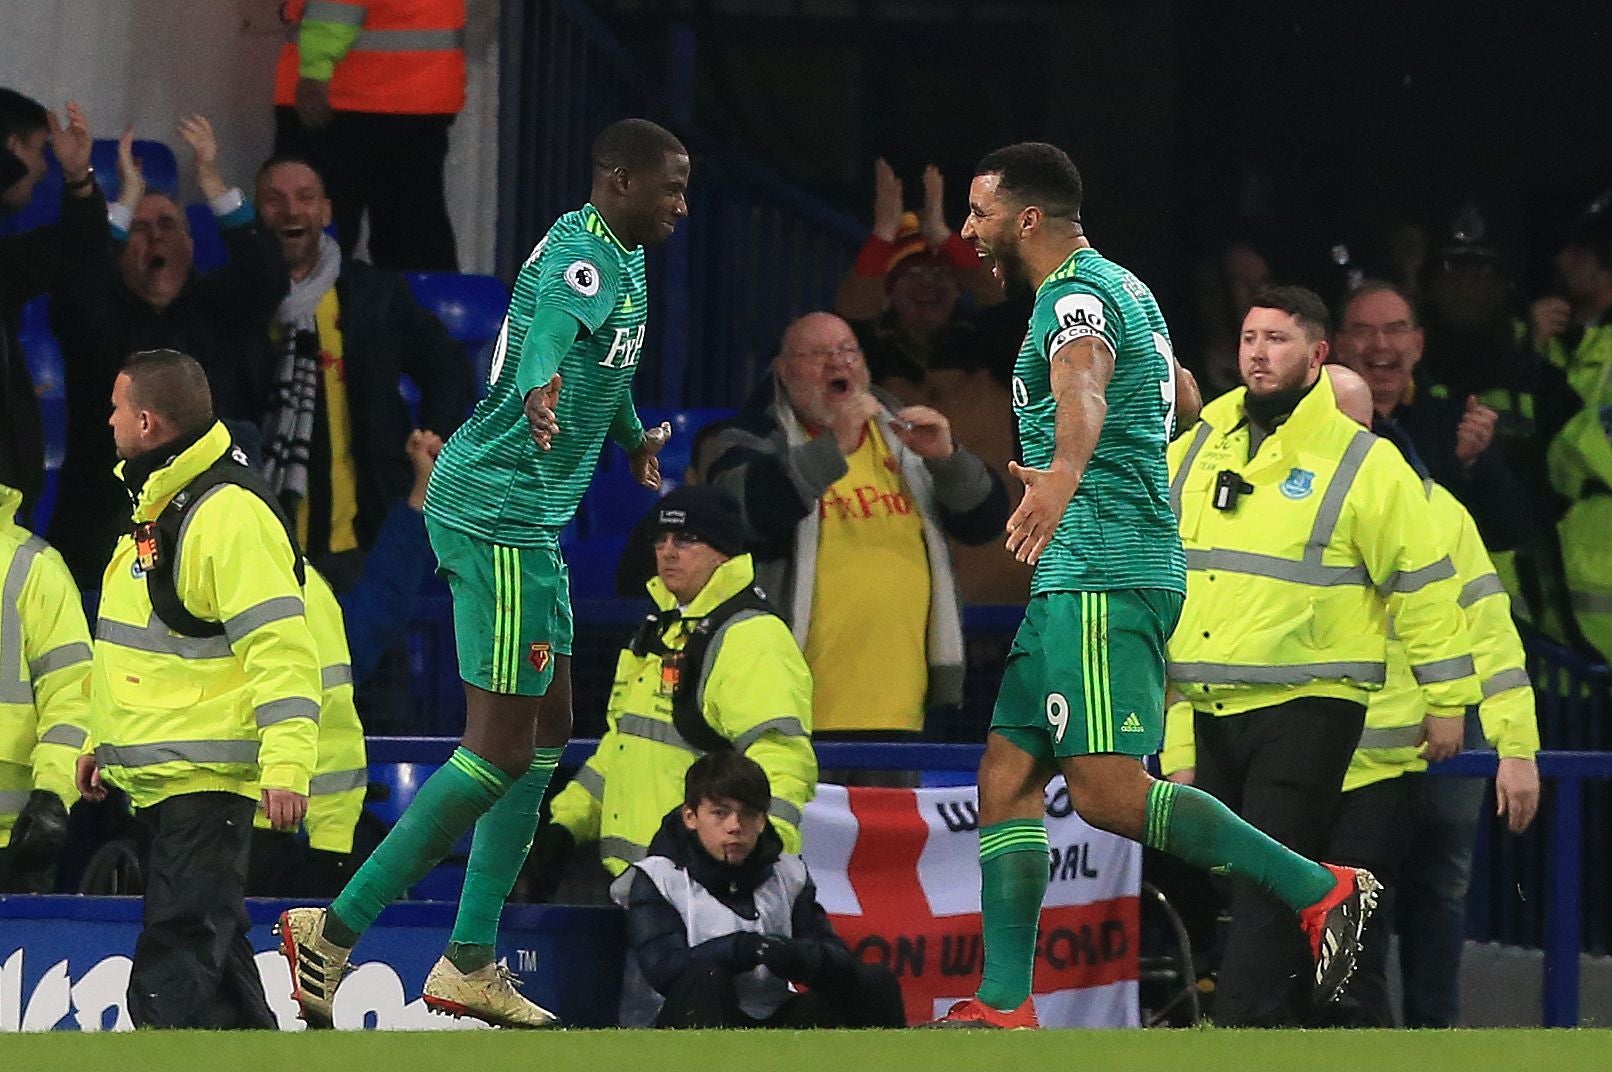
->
xmin=1014 ymin=246 xmax=1186 ymax=596
xmin=426 ymin=204 xmax=649 ymax=545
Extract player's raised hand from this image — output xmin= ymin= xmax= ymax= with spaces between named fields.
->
xmin=524 ymin=374 xmax=562 ymax=450
xmin=1005 ymin=460 xmax=1079 ymax=565
xmin=630 ymin=421 xmax=674 ymax=490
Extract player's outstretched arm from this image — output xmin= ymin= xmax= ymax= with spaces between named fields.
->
xmin=1005 ymin=335 xmax=1114 ymax=565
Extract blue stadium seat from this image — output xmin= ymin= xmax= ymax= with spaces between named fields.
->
xmin=363 ymin=761 xmax=436 ymax=828
xmin=405 ymin=272 xmax=508 ymax=348
xmin=364 ymin=760 xmax=470 ymax=899
xmin=185 ymin=202 xmax=228 ymax=272
xmin=562 ymin=536 xmax=628 ymax=601
xmin=577 ymin=406 xmax=737 ymax=540
xmin=18 ymin=296 xmax=65 ymax=531
xmin=636 ymin=406 xmax=738 ymax=492
xmin=89 ymin=138 xmax=179 ymax=202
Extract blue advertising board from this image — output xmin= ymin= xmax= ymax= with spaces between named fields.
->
xmin=0 ymin=896 xmax=624 ymax=1031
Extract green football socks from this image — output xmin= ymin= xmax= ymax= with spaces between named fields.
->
xmin=975 ymin=819 xmax=1051 ymax=1012
xmin=325 ymin=747 xmax=514 ymax=947
xmin=447 ymin=747 xmax=564 ymax=971
xmin=1144 ymin=779 xmax=1335 ymax=910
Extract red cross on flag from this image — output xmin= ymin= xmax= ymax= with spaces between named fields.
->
xmin=801 ymin=779 xmax=1140 ymax=1027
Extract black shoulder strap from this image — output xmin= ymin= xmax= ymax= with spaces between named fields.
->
xmin=145 ymin=445 xmax=306 ymax=638
xmin=670 ymin=585 xmax=778 ymax=754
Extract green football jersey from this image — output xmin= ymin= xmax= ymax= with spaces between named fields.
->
xmin=426 ymin=204 xmax=649 ymax=545
xmin=1014 ymin=246 xmax=1186 ymax=596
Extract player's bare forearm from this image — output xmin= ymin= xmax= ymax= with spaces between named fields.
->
xmin=1048 ymin=336 xmax=1114 ymax=490
xmin=1173 ymin=361 xmax=1202 ymax=430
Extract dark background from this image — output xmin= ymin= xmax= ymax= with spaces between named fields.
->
xmin=592 ymin=0 xmax=1611 ymax=341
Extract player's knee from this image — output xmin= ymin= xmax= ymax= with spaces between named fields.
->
xmin=1065 ymin=764 xmax=1147 ymax=836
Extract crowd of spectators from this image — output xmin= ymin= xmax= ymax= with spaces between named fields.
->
xmin=0 ymin=69 xmax=1606 ymax=1029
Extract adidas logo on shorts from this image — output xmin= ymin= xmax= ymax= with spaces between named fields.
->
xmin=1120 ymin=713 xmax=1145 ymax=733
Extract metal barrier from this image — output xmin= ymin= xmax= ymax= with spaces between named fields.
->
xmin=361 ymin=736 xmax=1612 ymax=1028
xmin=498 ymin=0 xmax=865 ymax=409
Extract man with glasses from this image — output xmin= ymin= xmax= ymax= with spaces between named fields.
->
xmin=707 ymin=311 xmax=1008 ymax=759
xmin=1332 ymin=281 xmax=1530 ymax=553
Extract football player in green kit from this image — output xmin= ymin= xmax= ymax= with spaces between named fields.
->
xmin=280 ymin=119 xmax=688 ymax=1029
xmin=932 ymin=142 xmax=1378 ymax=1028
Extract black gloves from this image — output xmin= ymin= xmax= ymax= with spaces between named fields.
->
xmin=9 ymin=789 xmax=69 ymax=864
xmin=729 ymin=930 xmax=767 ymax=969
xmin=754 ymin=935 xmax=820 ymax=982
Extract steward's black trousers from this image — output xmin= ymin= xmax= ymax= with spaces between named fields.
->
xmin=1194 ymin=696 xmax=1365 ymax=1026
xmin=128 ymin=792 xmax=275 ymax=1029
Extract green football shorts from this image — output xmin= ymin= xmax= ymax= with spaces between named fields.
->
xmin=426 ymin=516 xmax=573 ymax=697
xmin=991 ymin=588 xmax=1182 ymax=762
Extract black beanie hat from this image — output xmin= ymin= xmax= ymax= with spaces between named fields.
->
xmin=651 ymin=484 xmax=745 ymax=556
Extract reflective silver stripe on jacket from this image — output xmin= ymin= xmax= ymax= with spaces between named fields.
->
xmin=1356 ymin=725 xmax=1423 ymax=749
xmin=322 ymin=663 xmax=354 ymax=689
xmin=769 ymin=796 xmax=804 ymax=827
xmin=1167 ymin=660 xmax=1386 ymax=687
xmin=1184 ymin=549 xmax=1370 ymax=587
xmin=1381 ymin=557 xmax=1457 ymax=596
xmin=615 ymin=713 xmax=696 ymax=752
xmin=309 ymin=767 xmax=368 ymax=795
xmin=30 ymin=641 xmax=92 ymax=679
xmin=1169 ymin=423 xmax=1213 ymax=518
xmin=600 ymin=835 xmax=647 ymax=864
xmin=0 ymin=538 xmax=44 ymax=703
xmin=39 ymin=724 xmax=88 ymax=749
xmin=1571 ymin=590 xmax=1612 ymax=614
xmin=1410 ymin=655 xmax=1476 ymax=686
xmin=733 ymin=717 xmax=809 ymax=755
xmin=96 ymin=739 xmax=260 ymax=767
xmin=1305 ymin=430 xmax=1375 ymax=554
xmin=0 ymin=789 xmax=29 ymax=813
xmin=303 ymin=0 xmax=364 ymax=23
xmin=225 ymin=596 xmax=305 ymax=644
xmin=353 ymin=28 xmax=465 ymax=51
xmin=1482 ymin=667 xmax=1532 ymax=698
xmin=1183 ymin=430 xmax=1380 ymax=589
xmin=256 ymin=696 xmax=320 ymax=727
xmin=573 ymin=763 xmax=605 ymax=800
xmin=1459 ymin=573 xmax=1507 ymax=608
xmin=692 ymin=608 xmax=770 ymax=717
xmin=96 ymin=614 xmax=233 ymax=660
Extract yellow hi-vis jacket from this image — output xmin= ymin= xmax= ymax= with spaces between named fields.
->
xmin=0 ymin=484 xmax=92 ymax=848
xmin=1548 ymin=359 xmax=1612 ymax=663
xmin=252 ymin=566 xmax=367 ymax=853
xmin=90 ymin=423 xmax=320 ymax=809
xmin=549 ymin=554 xmax=817 ymax=875
xmin=1166 ymin=371 xmax=1481 ymax=718
xmin=1160 ymin=481 xmax=1540 ymax=787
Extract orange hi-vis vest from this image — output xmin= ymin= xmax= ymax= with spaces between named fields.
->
xmin=274 ymin=0 xmax=466 ymax=116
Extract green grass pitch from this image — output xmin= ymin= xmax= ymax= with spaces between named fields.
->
xmin=5 ymin=1028 xmax=1606 ymax=1072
